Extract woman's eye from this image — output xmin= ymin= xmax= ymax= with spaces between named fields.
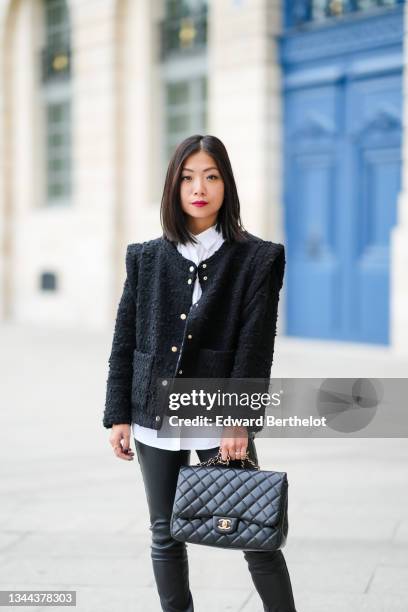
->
xmin=181 ymin=174 xmax=218 ymax=181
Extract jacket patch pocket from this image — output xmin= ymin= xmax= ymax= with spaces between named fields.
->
xmin=131 ymin=349 xmax=155 ymax=413
xmin=196 ymin=348 xmax=235 ymax=378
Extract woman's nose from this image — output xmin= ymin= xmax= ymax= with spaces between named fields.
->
xmin=193 ymin=181 xmax=206 ymax=193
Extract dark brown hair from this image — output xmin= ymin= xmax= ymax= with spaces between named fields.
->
xmin=160 ymin=134 xmax=248 ymax=245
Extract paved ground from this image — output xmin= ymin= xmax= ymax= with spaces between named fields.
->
xmin=0 ymin=322 xmax=407 ymax=611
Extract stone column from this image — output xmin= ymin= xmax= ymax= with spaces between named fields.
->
xmin=70 ymin=0 xmax=121 ymax=329
xmin=208 ymin=0 xmax=284 ymax=243
xmin=209 ymin=0 xmax=286 ymax=336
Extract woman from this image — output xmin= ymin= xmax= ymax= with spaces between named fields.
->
xmin=103 ymin=134 xmax=297 ymax=612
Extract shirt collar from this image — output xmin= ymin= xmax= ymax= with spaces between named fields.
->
xmin=192 ymin=224 xmax=222 ymax=251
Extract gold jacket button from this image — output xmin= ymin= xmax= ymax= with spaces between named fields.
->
xmin=180 ymin=313 xmax=187 ymax=319
xmin=171 ymin=346 xmax=178 ymax=352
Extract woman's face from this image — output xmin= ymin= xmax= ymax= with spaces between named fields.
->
xmin=180 ymin=150 xmax=224 ymax=232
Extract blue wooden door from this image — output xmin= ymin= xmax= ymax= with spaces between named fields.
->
xmin=280 ymin=1 xmax=403 ymax=344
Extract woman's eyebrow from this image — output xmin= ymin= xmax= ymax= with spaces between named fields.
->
xmin=182 ymin=166 xmax=218 ymax=172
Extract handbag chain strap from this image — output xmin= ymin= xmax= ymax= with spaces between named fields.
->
xmin=195 ymin=448 xmax=260 ymax=470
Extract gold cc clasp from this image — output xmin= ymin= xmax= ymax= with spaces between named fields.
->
xmin=217 ymin=518 xmax=232 ymax=530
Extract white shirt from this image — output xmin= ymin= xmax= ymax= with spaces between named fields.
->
xmin=132 ymin=224 xmax=226 ymax=450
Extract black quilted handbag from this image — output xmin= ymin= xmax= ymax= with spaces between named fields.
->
xmin=170 ymin=449 xmax=289 ymax=552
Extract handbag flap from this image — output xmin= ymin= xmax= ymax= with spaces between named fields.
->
xmin=173 ymin=465 xmax=287 ymax=528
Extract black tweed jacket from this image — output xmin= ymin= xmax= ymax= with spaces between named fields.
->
xmin=103 ymin=232 xmax=285 ymax=435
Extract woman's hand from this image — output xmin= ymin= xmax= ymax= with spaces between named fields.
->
xmin=220 ymin=425 xmax=248 ymax=462
xmin=109 ymin=424 xmax=135 ymax=461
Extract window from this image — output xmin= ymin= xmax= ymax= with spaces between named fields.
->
xmin=41 ymin=0 xmax=71 ymax=205
xmin=40 ymin=271 xmax=57 ymax=291
xmin=159 ymin=1 xmax=208 ymax=185
xmin=314 ymin=0 xmax=401 ymax=20
xmin=46 ymin=100 xmax=71 ymax=199
xmin=165 ymin=77 xmax=207 ymax=162
xmin=160 ymin=0 xmax=208 ymax=58
xmin=288 ymin=0 xmax=403 ymax=27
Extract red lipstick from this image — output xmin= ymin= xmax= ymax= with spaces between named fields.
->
xmin=191 ymin=200 xmax=208 ymax=207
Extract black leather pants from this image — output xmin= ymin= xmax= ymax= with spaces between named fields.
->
xmin=134 ymin=437 xmax=297 ymax=612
